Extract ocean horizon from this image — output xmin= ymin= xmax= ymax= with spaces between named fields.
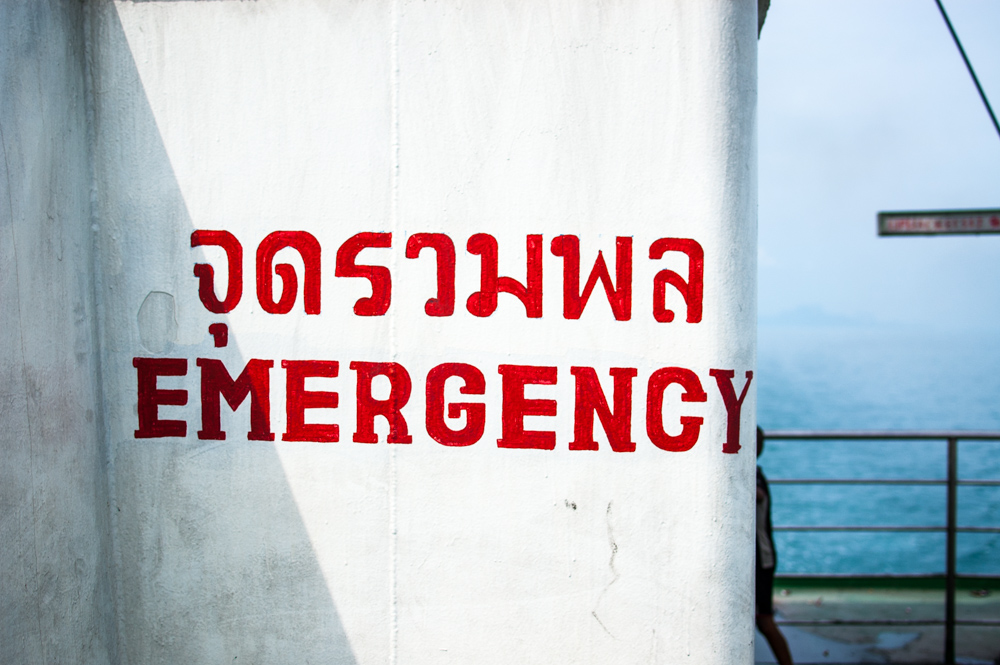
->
xmin=757 ymin=322 xmax=1000 ymax=576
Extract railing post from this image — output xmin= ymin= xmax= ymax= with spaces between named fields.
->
xmin=945 ymin=436 xmax=958 ymax=665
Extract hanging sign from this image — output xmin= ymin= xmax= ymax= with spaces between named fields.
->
xmin=878 ymin=209 xmax=1000 ymax=236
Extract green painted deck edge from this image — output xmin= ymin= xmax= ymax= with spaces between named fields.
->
xmin=774 ymin=575 xmax=1000 ymax=591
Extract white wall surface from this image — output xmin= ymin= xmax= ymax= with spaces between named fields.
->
xmin=0 ymin=2 xmax=116 ymax=664
xmin=4 ymin=1 xmax=757 ymax=663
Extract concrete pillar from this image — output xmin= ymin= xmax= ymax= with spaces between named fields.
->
xmin=5 ymin=1 xmax=758 ymax=662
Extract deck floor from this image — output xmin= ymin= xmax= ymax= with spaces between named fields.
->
xmin=756 ymin=585 xmax=1000 ymax=664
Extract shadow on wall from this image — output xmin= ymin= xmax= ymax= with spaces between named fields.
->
xmin=0 ymin=2 xmax=117 ymax=663
xmin=88 ymin=6 xmax=358 ymax=664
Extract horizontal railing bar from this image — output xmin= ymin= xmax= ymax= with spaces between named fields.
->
xmin=776 ymin=526 xmax=945 ymax=532
xmin=774 ymin=619 xmax=1000 ymax=626
xmin=777 ymin=619 xmax=1000 ymax=627
xmin=763 ymin=430 xmax=1000 ymax=441
xmin=775 ymin=573 xmax=1000 ymax=579
xmin=770 ymin=478 xmax=1000 ymax=486
xmin=770 ymin=479 xmax=946 ymax=485
xmin=775 ymin=526 xmax=1000 ymax=533
xmin=787 ymin=662 xmax=944 ymax=665
xmin=777 ymin=619 xmax=945 ymax=626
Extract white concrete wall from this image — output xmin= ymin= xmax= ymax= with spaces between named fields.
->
xmin=0 ymin=2 xmax=116 ymax=664
xmin=89 ymin=1 xmax=758 ymax=662
xmin=4 ymin=1 xmax=757 ymax=663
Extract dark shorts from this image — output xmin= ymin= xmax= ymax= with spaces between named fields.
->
xmin=756 ymin=565 xmax=775 ymax=616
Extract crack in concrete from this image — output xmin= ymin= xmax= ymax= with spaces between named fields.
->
xmin=592 ymin=501 xmax=621 ymax=640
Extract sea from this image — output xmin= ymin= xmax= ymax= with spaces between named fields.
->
xmin=756 ymin=324 xmax=1000 ymax=576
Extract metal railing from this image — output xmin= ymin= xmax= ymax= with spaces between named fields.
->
xmin=761 ymin=430 xmax=1000 ymax=665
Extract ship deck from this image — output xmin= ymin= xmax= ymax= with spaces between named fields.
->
xmin=757 ymin=578 xmax=1000 ymax=664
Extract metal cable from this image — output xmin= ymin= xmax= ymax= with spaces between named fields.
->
xmin=934 ymin=0 xmax=1000 ymax=141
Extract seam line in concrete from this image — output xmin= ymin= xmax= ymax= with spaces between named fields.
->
xmin=389 ymin=1 xmax=401 ymax=663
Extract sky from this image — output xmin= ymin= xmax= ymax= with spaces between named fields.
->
xmin=758 ymin=0 xmax=1000 ymax=332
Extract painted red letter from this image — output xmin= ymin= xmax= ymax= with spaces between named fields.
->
xmin=405 ymin=233 xmax=456 ymax=317
xmin=551 ymin=236 xmax=632 ymax=321
xmin=282 ymin=360 xmax=339 ymax=442
xmin=570 ymin=366 xmax=637 ymax=452
xmin=425 ymin=363 xmax=486 ymax=446
xmin=191 ymin=230 xmax=243 ymax=313
xmin=336 ymin=232 xmax=392 ymax=316
xmin=196 ymin=358 xmax=274 ymax=441
xmin=709 ymin=369 xmax=753 ymax=454
xmin=650 ymin=238 xmax=703 ymax=323
xmin=256 ymin=231 xmax=322 ymax=314
xmin=134 ymin=357 xmax=188 ymax=438
xmin=351 ymin=361 xmax=412 ymax=443
xmin=498 ymin=364 xmax=557 ymax=449
xmin=646 ymin=367 xmax=707 ymax=452
xmin=466 ymin=234 xmax=543 ymax=318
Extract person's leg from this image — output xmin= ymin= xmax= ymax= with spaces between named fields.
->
xmin=756 ymin=564 xmax=792 ymax=664
xmin=756 ymin=613 xmax=793 ymax=665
